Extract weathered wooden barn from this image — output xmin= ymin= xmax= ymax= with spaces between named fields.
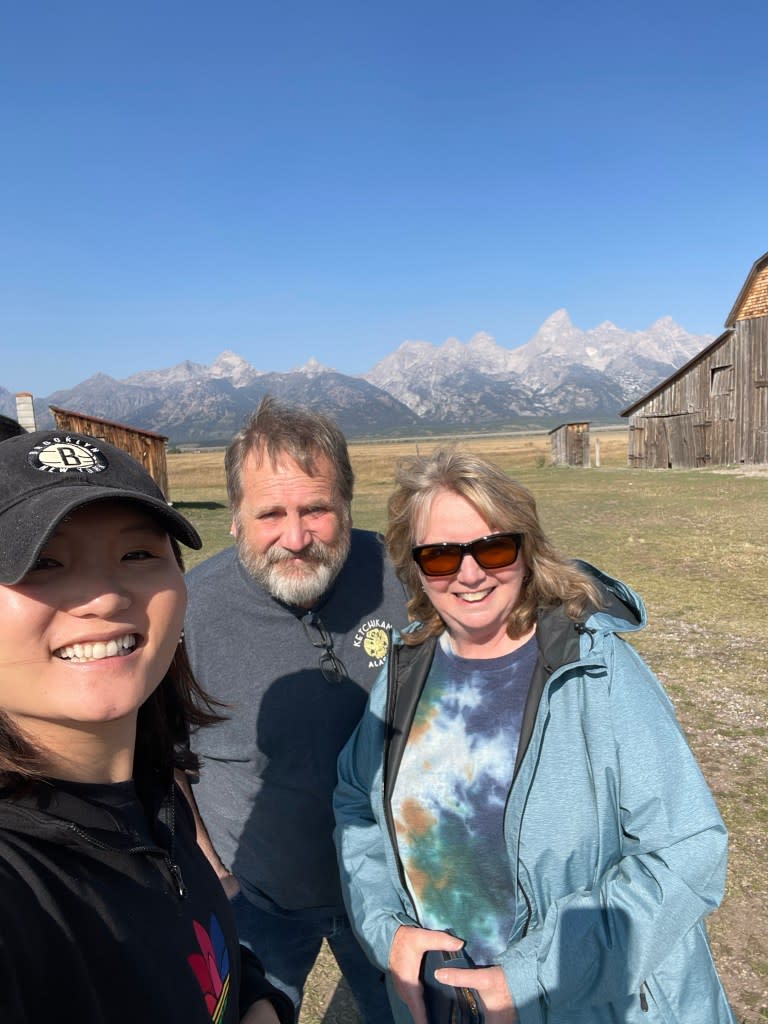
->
xmin=621 ymin=252 xmax=768 ymax=468
xmin=49 ymin=406 xmax=171 ymax=497
xmin=549 ymin=421 xmax=590 ymax=466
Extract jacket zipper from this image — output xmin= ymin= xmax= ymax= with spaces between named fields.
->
xmin=167 ymin=859 xmax=188 ymax=898
xmin=457 ymin=984 xmax=483 ymax=1023
xmin=66 ymin=823 xmax=188 ymax=899
xmin=382 ymin=644 xmax=417 ymax=900
xmin=518 ymin=880 xmax=533 ymax=937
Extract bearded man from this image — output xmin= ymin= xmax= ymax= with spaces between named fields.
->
xmin=180 ymin=396 xmax=408 ymax=1024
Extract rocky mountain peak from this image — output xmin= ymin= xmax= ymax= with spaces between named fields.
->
xmin=594 ymin=320 xmax=621 ymax=332
xmin=295 ymin=357 xmax=336 ymax=376
xmin=466 ymin=331 xmax=499 ymax=352
xmin=650 ymin=315 xmax=679 ymax=330
xmin=208 ymin=350 xmax=260 ymax=386
xmin=541 ymin=308 xmax=574 ymax=328
xmin=524 ymin=309 xmax=582 ymax=353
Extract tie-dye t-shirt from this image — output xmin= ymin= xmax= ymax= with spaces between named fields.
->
xmin=391 ymin=632 xmax=537 ymax=964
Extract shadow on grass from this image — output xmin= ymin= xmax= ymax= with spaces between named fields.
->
xmin=321 ymin=979 xmax=361 ymax=1024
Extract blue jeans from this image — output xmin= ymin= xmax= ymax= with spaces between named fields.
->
xmin=231 ymin=890 xmax=391 ymax=1024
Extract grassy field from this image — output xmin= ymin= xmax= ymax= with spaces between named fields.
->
xmin=168 ymin=429 xmax=767 ymax=1023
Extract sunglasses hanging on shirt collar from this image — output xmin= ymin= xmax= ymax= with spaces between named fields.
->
xmin=302 ymin=612 xmax=348 ymax=684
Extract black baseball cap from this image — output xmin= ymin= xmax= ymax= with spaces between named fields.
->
xmin=0 ymin=430 xmax=202 ymax=584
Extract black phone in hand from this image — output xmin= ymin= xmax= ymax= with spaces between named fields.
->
xmin=420 ymin=948 xmax=484 ymax=1024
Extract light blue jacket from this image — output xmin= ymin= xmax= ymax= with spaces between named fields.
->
xmin=334 ymin=565 xmax=736 ymax=1024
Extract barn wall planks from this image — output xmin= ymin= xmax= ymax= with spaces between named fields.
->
xmin=623 ymin=253 xmax=768 ymax=468
xmin=49 ymin=406 xmax=171 ymax=497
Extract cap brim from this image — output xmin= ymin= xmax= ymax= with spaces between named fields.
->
xmin=1 ymin=487 xmax=202 ymax=585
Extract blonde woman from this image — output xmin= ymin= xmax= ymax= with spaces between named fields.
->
xmin=335 ymin=448 xmax=734 ymax=1024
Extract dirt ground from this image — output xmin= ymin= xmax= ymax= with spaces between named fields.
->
xmin=299 ymin=947 xmax=359 ymax=1024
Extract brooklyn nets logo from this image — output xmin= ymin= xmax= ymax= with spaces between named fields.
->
xmin=27 ymin=437 xmax=108 ymax=475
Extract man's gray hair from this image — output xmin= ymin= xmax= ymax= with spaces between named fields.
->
xmin=225 ymin=395 xmax=355 ymax=512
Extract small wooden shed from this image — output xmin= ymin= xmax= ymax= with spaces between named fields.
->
xmin=549 ymin=421 xmax=590 ymax=466
xmin=621 ymin=252 xmax=768 ymax=468
xmin=49 ymin=406 xmax=171 ymax=498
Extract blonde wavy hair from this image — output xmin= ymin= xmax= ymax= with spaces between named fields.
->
xmin=386 ymin=447 xmax=603 ymax=644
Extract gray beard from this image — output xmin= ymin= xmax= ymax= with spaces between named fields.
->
xmin=237 ymin=528 xmax=352 ymax=608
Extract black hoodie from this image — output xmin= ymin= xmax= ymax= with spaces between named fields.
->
xmin=0 ymin=777 xmax=294 ymax=1024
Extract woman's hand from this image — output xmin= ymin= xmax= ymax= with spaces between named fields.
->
xmin=435 ymin=964 xmax=517 ymax=1024
xmin=389 ymin=925 xmax=464 ymax=1024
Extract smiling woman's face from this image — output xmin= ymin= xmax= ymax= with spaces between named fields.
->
xmin=415 ymin=489 xmax=529 ymax=659
xmin=0 ymin=501 xmax=186 ymax=758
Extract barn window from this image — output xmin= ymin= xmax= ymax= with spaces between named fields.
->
xmin=710 ymin=365 xmax=733 ymax=395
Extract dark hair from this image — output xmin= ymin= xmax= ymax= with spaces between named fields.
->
xmin=0 ymin=538 xmax=221 ymax=790
xmin=224 ymin=396 xmax=354 ymax=514
xmin=386 ymin=447 xmax=604 ymax=643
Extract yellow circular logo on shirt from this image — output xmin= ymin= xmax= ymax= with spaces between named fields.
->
xmin=363 ymin=627 xmax=389 ymax=660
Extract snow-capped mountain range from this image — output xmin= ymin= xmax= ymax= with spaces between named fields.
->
xmin=2 ymin=310 xmax=712 ymax=443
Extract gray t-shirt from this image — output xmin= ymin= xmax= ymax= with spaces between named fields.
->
xmin=185 ymin=529 xmax=409 ymax=911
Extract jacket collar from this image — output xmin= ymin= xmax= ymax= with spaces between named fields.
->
xmin=0 ymin=775 xmax=175 ymax=853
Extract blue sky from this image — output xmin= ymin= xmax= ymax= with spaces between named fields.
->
xmin=2 ymin=0 xmax=767 ymax=396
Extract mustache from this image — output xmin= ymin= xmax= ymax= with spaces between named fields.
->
xmin=261 ymin=540 xmax=336 ymax=567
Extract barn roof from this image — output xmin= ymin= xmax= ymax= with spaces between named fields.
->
xmin=48 ymin=405 xmax=168 ymax=442
xmin=619 ymin=329 xmax=733 ymax=417
xmin=725 ymin=250 xmax=768 ymax=327
xmin=621 ymin=250 xmax=768 ymax=418
xmin=547 ymin=421 xmax=590 ymax=434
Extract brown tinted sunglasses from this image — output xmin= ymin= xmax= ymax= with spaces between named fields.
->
xmin=412 ymin=532 xmax=522 ymax=577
